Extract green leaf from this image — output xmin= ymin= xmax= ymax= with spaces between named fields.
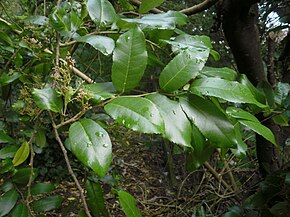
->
xmin=200 ymin=67 xmax=237 ymax=81
xmin=209 ymin=49 xmax=220 ymax=61
xmin=0 ymin=32 xmax=13 ymax=46
xmin=186 ymin=125 xmax=213 ymax=171
xmin=163 ymin=34 xmax=211 ymax=53
xmin=49 ymin=3 xmax=83 ymax=38
xmin=121 ymin=11 xmax=187 ymax=30
xmin=84 ymin=82 xmax=116 ymax=103
xmin=104 ymin=97 xmax=164 ymax=134
xmin=146 ymin=94 xmax=192 ymax=147
xmin=1 ymin=182 xmax=14 ymax=193
xmin=270 ymin=202 xmax=290 ymax=216
xmin=0 ymin=72 xmax=20 ymax=86
xmin=12 ymin=168 xmax=38 ymax=185
xmin=32 ymin=88 xmax=63 ymax=113
xmin=180 ymin=95 xmax=237 ymax=147
xmin=31 ymin=183 xmax=55 ymax=195
xmin=112 ymin=26 xmax=147 ymax=92
xmin=86 ymin=180 xmax=109 ymax=217
xmin=186 ymin=145 xmax=214 ymax=172
xmin=139 ymin=0 xmax=165 ymax=13
xmin=226 ymin=107 xmax=277 ymax=145
xmin=31 ymin=195 xmax=63 ymax=212
xmin=24 ymin=15 xmax=48 ymax=25
xmin=272 ymin=114 xmax=289 ymax=126
xmin=77 ymin=35 xmax=115 ymax=56
xmin=231 ymin=123 xmax=247 ymax=157
xmin=258 ymin=81 xmax=275 ymax=106
xmin=0 ymin=189 xmax=18 ymax=217
xmin=118 ymin=191 xmax=142 ymax=217
xmin=239 ymin=74 xmax=266 ymax=104
xmin=12 ymin=142 xmax=30 ymax=166
xmin=12 ymin=203 xmax=27 ymax=217
xmin=191 ymin=78 xmax=267 ymax=108
xmin=223 ymin=206 xmax=242 ymax=217
xmin=0 ymin=159 xmax=14 ymax=174
xmin=35 ymin=129 xmax=47 ymax=148
xmin=274 ymin=82 xmax=290 ymax=106
xmin=0 ymin=131 xmax=15 ymax=144
xmin=87 ymin=0 xmax=117 ymax=26
xmin=159 ymin=50 xmax=208 ymax=92
xmin=69 ymin=119 xmax=112 ymax=177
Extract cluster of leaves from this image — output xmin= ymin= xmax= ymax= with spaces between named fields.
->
xmin=0 ymin=0 xmax=289 ymax=216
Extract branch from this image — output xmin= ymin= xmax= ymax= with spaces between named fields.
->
xmin=50 ymin=113 xmax=92 ymax=217
xmin=59 ymin=58 xmax=94 ymax=84
xmin=180 ymin=0 xmax=219 ymax=15
xmin=129 ymin=0 xmax=219 ymax=15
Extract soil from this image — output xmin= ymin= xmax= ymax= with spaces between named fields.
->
xmin=42 ymin=133 xmax=259 ymax=217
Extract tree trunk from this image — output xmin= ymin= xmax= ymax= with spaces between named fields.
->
xmin=219 ymin=0 xmax=281 ymax=177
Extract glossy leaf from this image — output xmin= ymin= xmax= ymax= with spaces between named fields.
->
xmin=200 ymin=67 xmax=237 ymax=81
xmin=87 ymin=0 xmax=116 ymax=26
xmin=122 ymin=11 xmax=187 ymax=30
xmin=77 ymin=35 xmax=115 ymax=56
xmin=31 ymin=195 xmax=63 ymax=212
xmin=12 ymin=142 xmax=30 ymax=166
xmin=163 ymin=34 xmax=211 ymax=54
xmin=32 ymin=88 xmax=63 ymax=113
xmin=239 ymin=74 xmax=266 ymax=104
xmin=146 ymin=94 xmax=192 ymax=147
xmin=12 ymin=168 xmax=38 ymax=185
xmin=226 ymin=107 xmax=276 ymax=145
xmin=191 ymin=78 xmax=267 ymax=108
xmin=186 ymin=124 xmax=213 ymax=171
xmin=159 ymin=50 xmax=208 ymax=92
xmin=0 ymin=189 xmax=18 ymax=217
xmin=31 ymin=183 xmax=55 ymax=195
xmin=112 ymin=26 xmax=147 ymax=92
xmin=139 ymin=0 xmax=165 ymax=13
xmin=0 ymin=131 xmax=15 ymax=144
xmin=69 ymin=119 xmax=112 ymax=177
xmin=118 ymin=191 xmax=142 ymax=217
xmin=84 ymin=82 xmax=116 ymax=103
xmin=86 ymin=180 xmax=109 ymax=217
xmin=12 ymin=203 xmax=27 ymax=217
xmin=274 ymin=82 xmax=290 ymax=106
xmin=104 ymin=97 xmax=164 ymax=134
xmin=180 ymin=95 xmax=237 ymax=147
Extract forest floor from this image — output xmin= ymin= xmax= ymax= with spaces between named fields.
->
xmin=44 ymin=132 xmax=260 ymax=217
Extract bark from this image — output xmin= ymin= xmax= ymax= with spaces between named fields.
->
xmin=219 ymin=0 xmax=266 ymax=85
xmin=219 ymin=0 xmax=281 ymax=176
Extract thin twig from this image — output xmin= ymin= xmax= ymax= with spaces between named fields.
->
xmin=204 ymin=161 xmax=234 ymax=191
xmin=179 ymin=0 xmax=219 ymax=15
xmin=55 ymin=109 xmax=87 ymax=129
xmin=50 ymin=113 xmax=92 ymax=217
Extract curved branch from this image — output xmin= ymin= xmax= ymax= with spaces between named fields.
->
xmin=129 ymin=0 xmax=219 ymax=15
xmin=180 ymin=0 xmax=219 ymax=15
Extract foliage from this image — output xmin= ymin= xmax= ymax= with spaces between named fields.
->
xmin=0 ymin=0 xmax=289 ymax=216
